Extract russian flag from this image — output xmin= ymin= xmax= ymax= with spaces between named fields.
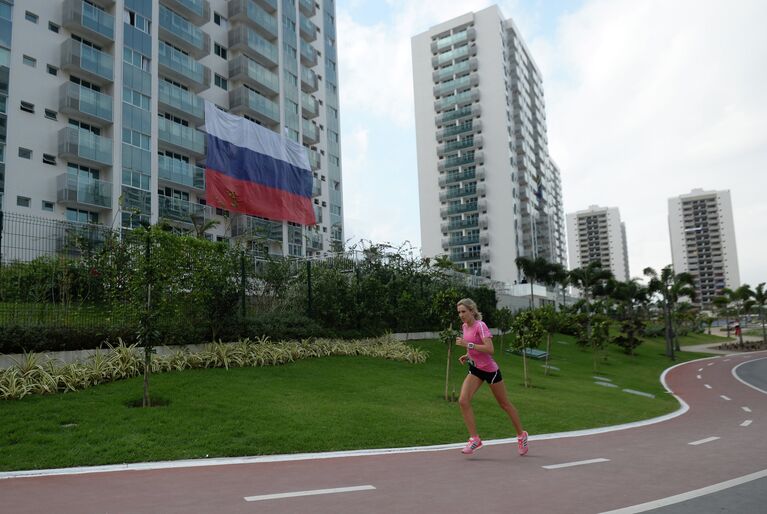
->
xmin=204 ymin=101 xmax=316 ymax=225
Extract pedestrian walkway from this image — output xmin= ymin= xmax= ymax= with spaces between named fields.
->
xmin=682 ymin=327 xmax=765 ymax=355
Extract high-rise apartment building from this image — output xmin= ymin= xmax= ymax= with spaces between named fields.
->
xmin=412 ymin=5 xmax=566 ymax=285
xmin=668 ymin=188 xmax=740 ymax=306
xmin=566 ymin=205 xmax=629 ymax=281
xmin=0 ymin=0 xmax=342 ymax=258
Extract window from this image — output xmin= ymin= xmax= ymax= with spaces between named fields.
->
xmin=23 ymin=55 xmax=37 ymax=67
xmin=125 ymin=9 xmax=151 ymax=34
xmin=18 ymin=148 xmax=32 ymax=159
xmin=49 ymin=22 xmax=60 ymax=33
xmin=20 ymin=101 xmax=35 ymax=113
xmin=17 ymin=196 xmax=31 ymax=208
xmin=43 ymin=154 xmax=56 ymax=165
xmin=122 ymin=128 xmax=150 ymax=150
xmin=25 ymin=11 xmax=39 ymax=24
xmin=214 ymin=74 xmax=228 ymax=90
xmin=123 ymin=86 xmax=150 ymax=110
xmin=66 ymin=208 xmax=98 ymax=224
xmin=42 ymin=201 xmax=54 ymax=212
xmin=45 ymin=109 xmax=58 ymax=120
xmin=123 ymin=48 xmax=150 ymax=71
xmin=214 ymin=12 xmax=226 ymax=26
xmin=47 ymin=64 xmax=59 ymax=76
xmin=214 ymin=43 xmax=228 ymax=59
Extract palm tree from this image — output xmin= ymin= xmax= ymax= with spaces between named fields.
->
xmin=549 ymin=263 xmax=570 ymax=310
xmin=515 ymin=256 xmax=555 ymax=309
xmin=643 ymin=265 xmax=696 ymax=360
xmin=569 ymin=261 xmax=614 ymax=354
xmin=729 ymin=284 xmax=754 ymax=347
xmin=712 ymin=294 xmax=732 ymax=337
xmin=753 ymin=283 xmax=767 ymax=345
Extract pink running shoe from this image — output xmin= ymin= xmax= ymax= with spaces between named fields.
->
xmin=517 ymin=431 xmax=529 ymax=455
xmin=462 ymin=436 xmax=483 ymax=454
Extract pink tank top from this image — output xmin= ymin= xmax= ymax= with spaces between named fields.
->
xmin=463 ymin=320 xmax=498 ymax=372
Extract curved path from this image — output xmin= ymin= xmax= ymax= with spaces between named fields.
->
xmin=1 ymin=352 xmax=766 ymax=514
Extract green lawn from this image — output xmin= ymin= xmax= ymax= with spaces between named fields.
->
xmin=0 ymin=332 xmax=722 ymax=471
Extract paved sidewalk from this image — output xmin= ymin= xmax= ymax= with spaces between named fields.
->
xmin=682 ymin=327 xmax=765 ymax=355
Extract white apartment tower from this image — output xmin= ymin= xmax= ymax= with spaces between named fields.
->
xmin=0 ymin=0 xmax=343 ymax=259
xmin=412 ymin=5 xmax=566 ymax=284
xmin=668 ymin=189 xmax=740 ymax=306
xmin=566 ymin=205 xmax=629 ymax=281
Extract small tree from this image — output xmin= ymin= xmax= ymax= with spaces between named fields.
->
xmin=495 ymin=307 xmax=513 ymax=355
xmin=509 ymin=310 xmax=545 ymax=388
xmin=431 ymin=288 xmax=462 ymax=401
xmin=536 ymin=305 xmax=563 ymax=375
xmin=753 ymin=283 xmax=767 ymax=345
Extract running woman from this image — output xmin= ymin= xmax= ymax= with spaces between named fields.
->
xmin=455 ymin=298 xmax=528 ymax=456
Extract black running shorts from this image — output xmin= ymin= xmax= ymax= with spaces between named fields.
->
xmin=468 ymin=364 xmax=503 ymax=384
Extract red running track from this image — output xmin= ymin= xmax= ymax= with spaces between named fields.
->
xmin=1 ymin=352 xmax=765 ymax=514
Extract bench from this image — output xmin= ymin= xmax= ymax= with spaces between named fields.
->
xmin=506 ymin=348 xmax=549 ymax=359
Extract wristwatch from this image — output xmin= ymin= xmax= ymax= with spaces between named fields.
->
xmin=467 ymin=342 xmax=475 ymax=349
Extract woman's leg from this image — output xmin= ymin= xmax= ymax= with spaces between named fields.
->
xmin=458 ymin=373 xmax=484 ymax=437
xmin=488 ymin=381 xmax=524 ymax=435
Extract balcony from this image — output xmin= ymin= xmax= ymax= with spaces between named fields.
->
xmin=231 ymin=213 xmax=283 ymax=240
xmin=251 ymin=0 xmax=277 ymax=12
xmin=158 ymin=41 xmax=211 ymax=93
xmin=431 ymin=44 xmax=476 ymax=67
xmin=439 ymin=166 xmax=484 ymax=187
xmin=443 ymin=202 xmax=478 ymax=216
xmin=299 ymin=15 xmax=318 ymax=42
xmin=158 ymin=195 xmax=213 ymax=225
xmin=432 ymin=58 xmax=478 ymax=82
xmin=437 ymin=121 xmax=478 ymax=140
xmin=301 ymin=91 xmax=319 ymax=119
xmin=435 ymin=104 xmax=480 ymax=125
xmin=433 ymin=74 xmax=478 ymax=96
xmin=300 ymin=39 xmax=318 ymax=67
xmin=303 ymin=119 xmax=319 ymax=145
xmin=59 ymin=82 xmax=113 ymax=127
xmin=159 ymin=5 xmax=211 ymax=59
xmin=300 ymin=65 xmax=318 ymax=93
xmin=161 ymin=0 xmax=210 ymax=26
xmin=60 ymin=39 xmax=114 ymax=86
xmin=299 ymin=0 xmax=316 ymax=17
xmin=229 ymin=85 xmax=280 ymax=127
xmin=158 ymin=117 xmax=205 ymax=156
xmin=62 ymin=0 xmax=115 ymax=46
xmin=312 ymin=177 xmax=322 ymax=197
xmin=228 ymin=25 xmax=279 ymax=67
xmin=58 ymin=127 xmax=113 ymax=168
xmin=228 ymin=54 xmax=279 ymax=97
xmin=434 ymin=89 xmax=479 ymax=111
xmin=229 ymin=0 xmax=278 ymax=40
xmin=308 ymin=149 xmax=321 ymax=170
xmin=437 ymin=135 xmax=481 ymax=157
xmin=158 ymin=80 xmax=205 ymax=126
xmin=158 ymin=155 xmax=205 ymax=190
xmin=307 ymin=232 xmax=323 ymax=251
xmin=438 ymin=151 xmax=483 ymax=172
xmin=440 ymin=184 xmax=481 ymax=201
xmin=56 ymin=173 xmax=112 ymax=210
xmin=450 ymin=251 xmax=481 ymax=263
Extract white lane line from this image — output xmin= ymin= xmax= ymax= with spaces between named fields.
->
xmin=724 ymin=359 xmax=731 ymax=362
xmin=688 ymin=436 xmax=720 ymax=446
xmin=742 ymin=406 xmax=752 ymax=412
xmin=720 ymin=395 xmax=731 ymax=401
xmin=543 ymin=458 xmax=610 ymax=470
xmin=697 ymin=368 xmax=703 ymax=372
xmin=704 ymin=384 xmax=712 ymax=389
xmin=622 ymin=389 xmax=655 ymax=398
xmin=740 ymin=420 xmax=753 ymax=427
xmin=707 ymin=362 xmax=715 ymax=366
xmin=599 ymin=468 xmax=767 ymax=514
xmin=696 ymin=375 xmax=701 ymax=379
xmin=244 ymin=485 xmax=376 ymax=502
xmin=732 ymin=357 xmax=767 ymax=395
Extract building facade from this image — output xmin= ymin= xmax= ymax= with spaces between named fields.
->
xmin=0 ymin=0 xmax=342 ymax=259
xmin=668 ymin=188 xmax=740 ymax=306
xmin=412 ymin=5 xmax=566 ymax=285
xmin=566 ymin=205 xmax=629 ymax=281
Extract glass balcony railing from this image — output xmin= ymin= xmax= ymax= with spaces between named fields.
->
xmin=435 ymin=89 xmax=478 ymax=111
xmin=158 ymin=117 xmax=205 ymax=155
xmin=312 ymin=177 xmax=322 ymax=197
xmin=158 ymin=195 xmax=212 ymax=224
xmin=159 ymin=5 xmax=210 ymax=58
xmin=443 ymin=153 xmax=477 ymax=169
xmin=299 ymin=0 xmax=316 ymax=17
xmin=439 ymin=138 xmax=474 ymax=154
xmin=158 ymin=80 xmax=204 ymax=123
xmin=440 ymin=122 xmax=474 ymax=138
xmin=62 ymin=0 xmax=115 ymax=44
xmin=158 ymin=155 xmax=205 ymax=190
xmin=163 ymin=0 xmax=210 ymax=26
xmin=449 ymin=251 xmax=481 ymax=263
xmin=302 ymin=119 xmax=319 ymax=143
xmin=59 ymin=82 xmax=113 ymax=125
xmin=449 ymin=234 xmax=480 ymax=246
xmin=433 ymin=45 xmax=471 ymax=66
xmin=444 ymin=186 xmax=476 ymax=200
xmin=434 ymin=59 xmax=474 ymax=82
xmin=447 ymin=202 xmax=478 ymax=215
xmin=57 ymin=173 xmax=112 ymax=209
xmin=308 ymin=149 xmax=321 ymax=170
xmin=158 ymin=41 xmax=210 ymax=92
xmin=447 ymin=218 xmax=479 ymax=231
xmin=60 ymin=39 xmax=114 ymax=85
xmin=300 ymin=39 xmax=318 ymax=67
xmin=229 ymin=86 xmax=280 ymax=125
xmin=434 ymin=75 xmax=474 ymax=96
xmin=300 ymin=65 xmax=318 ymax=92
xmin=231 ymin=214 xmax=283 ymax=240
xmin=299 ymin=15 xmax=317 ymax=42
xmin=229 ymin=54 xmax=279 ymax=95
xmin=434 ymin=30 xmax=468 ymax=51
xmin=228 ymin=25 xmax=279 ymax=66
xmin=58 ymin=127 xmax=113 ymax=167
xmin=301 ymin=91 xmax=319 ymax=118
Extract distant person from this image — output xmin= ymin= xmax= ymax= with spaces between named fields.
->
xmin=734 ymin=321 xmax=741 ymax=337
xmin=454 ymin=298 xmax=528 ymax=456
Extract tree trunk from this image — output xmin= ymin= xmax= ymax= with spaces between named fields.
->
xmin=529 ymin=282 xmax=534 ymax=310
xmin=142 ymin=348 xmax=151 ymax=408
xmin=737 ymin=310 xmax=745 ymax=347
xmin=544 ymin=332 xmax=552 ymax=376
xmin=664 ymin=302 xmax=675 ymax=360
xmin=444 ymin=345 xmax=452 ymax=401
xmin=522 ymin=344 xmax=529 ymax=388
xmin=761 ymin=309 xmax=766 ymax=345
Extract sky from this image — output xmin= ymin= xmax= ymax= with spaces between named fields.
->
xmin=334 ymin=0 xmax=767 ymax=287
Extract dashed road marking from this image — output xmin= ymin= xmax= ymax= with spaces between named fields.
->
xmin=688 ymin=436 xmax=720 ymax=446
xmin=543 ymin=458 xmax=610 ymax=470
xmin=244 ymin=485 xmax=376 ymax=502
xmin=724 ymin=359 xmax=731 ymax=362
xmin=742 ymin=406 xmax=752 ymax=413
xmin=707 ymin=362 xmax=715 ymax=366
xmin=720 ymin=395 xmax=731 ymax=401
xmin=704 ymin=384 xmax=712 ymax=389
xmin=697 ymin=368 xmax=703 ymax=372
xmin=696 ymin=375 xmax=701 ymax=379
xmin=740 ymin=420 xmax=752 ymax=427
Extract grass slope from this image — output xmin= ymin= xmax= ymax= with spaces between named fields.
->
xmin=0 ymin=332 xmax=724 ymax=471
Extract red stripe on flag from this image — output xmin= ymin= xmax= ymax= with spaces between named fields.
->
xmin=205 ymin=169 xmax=316 ymax=226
